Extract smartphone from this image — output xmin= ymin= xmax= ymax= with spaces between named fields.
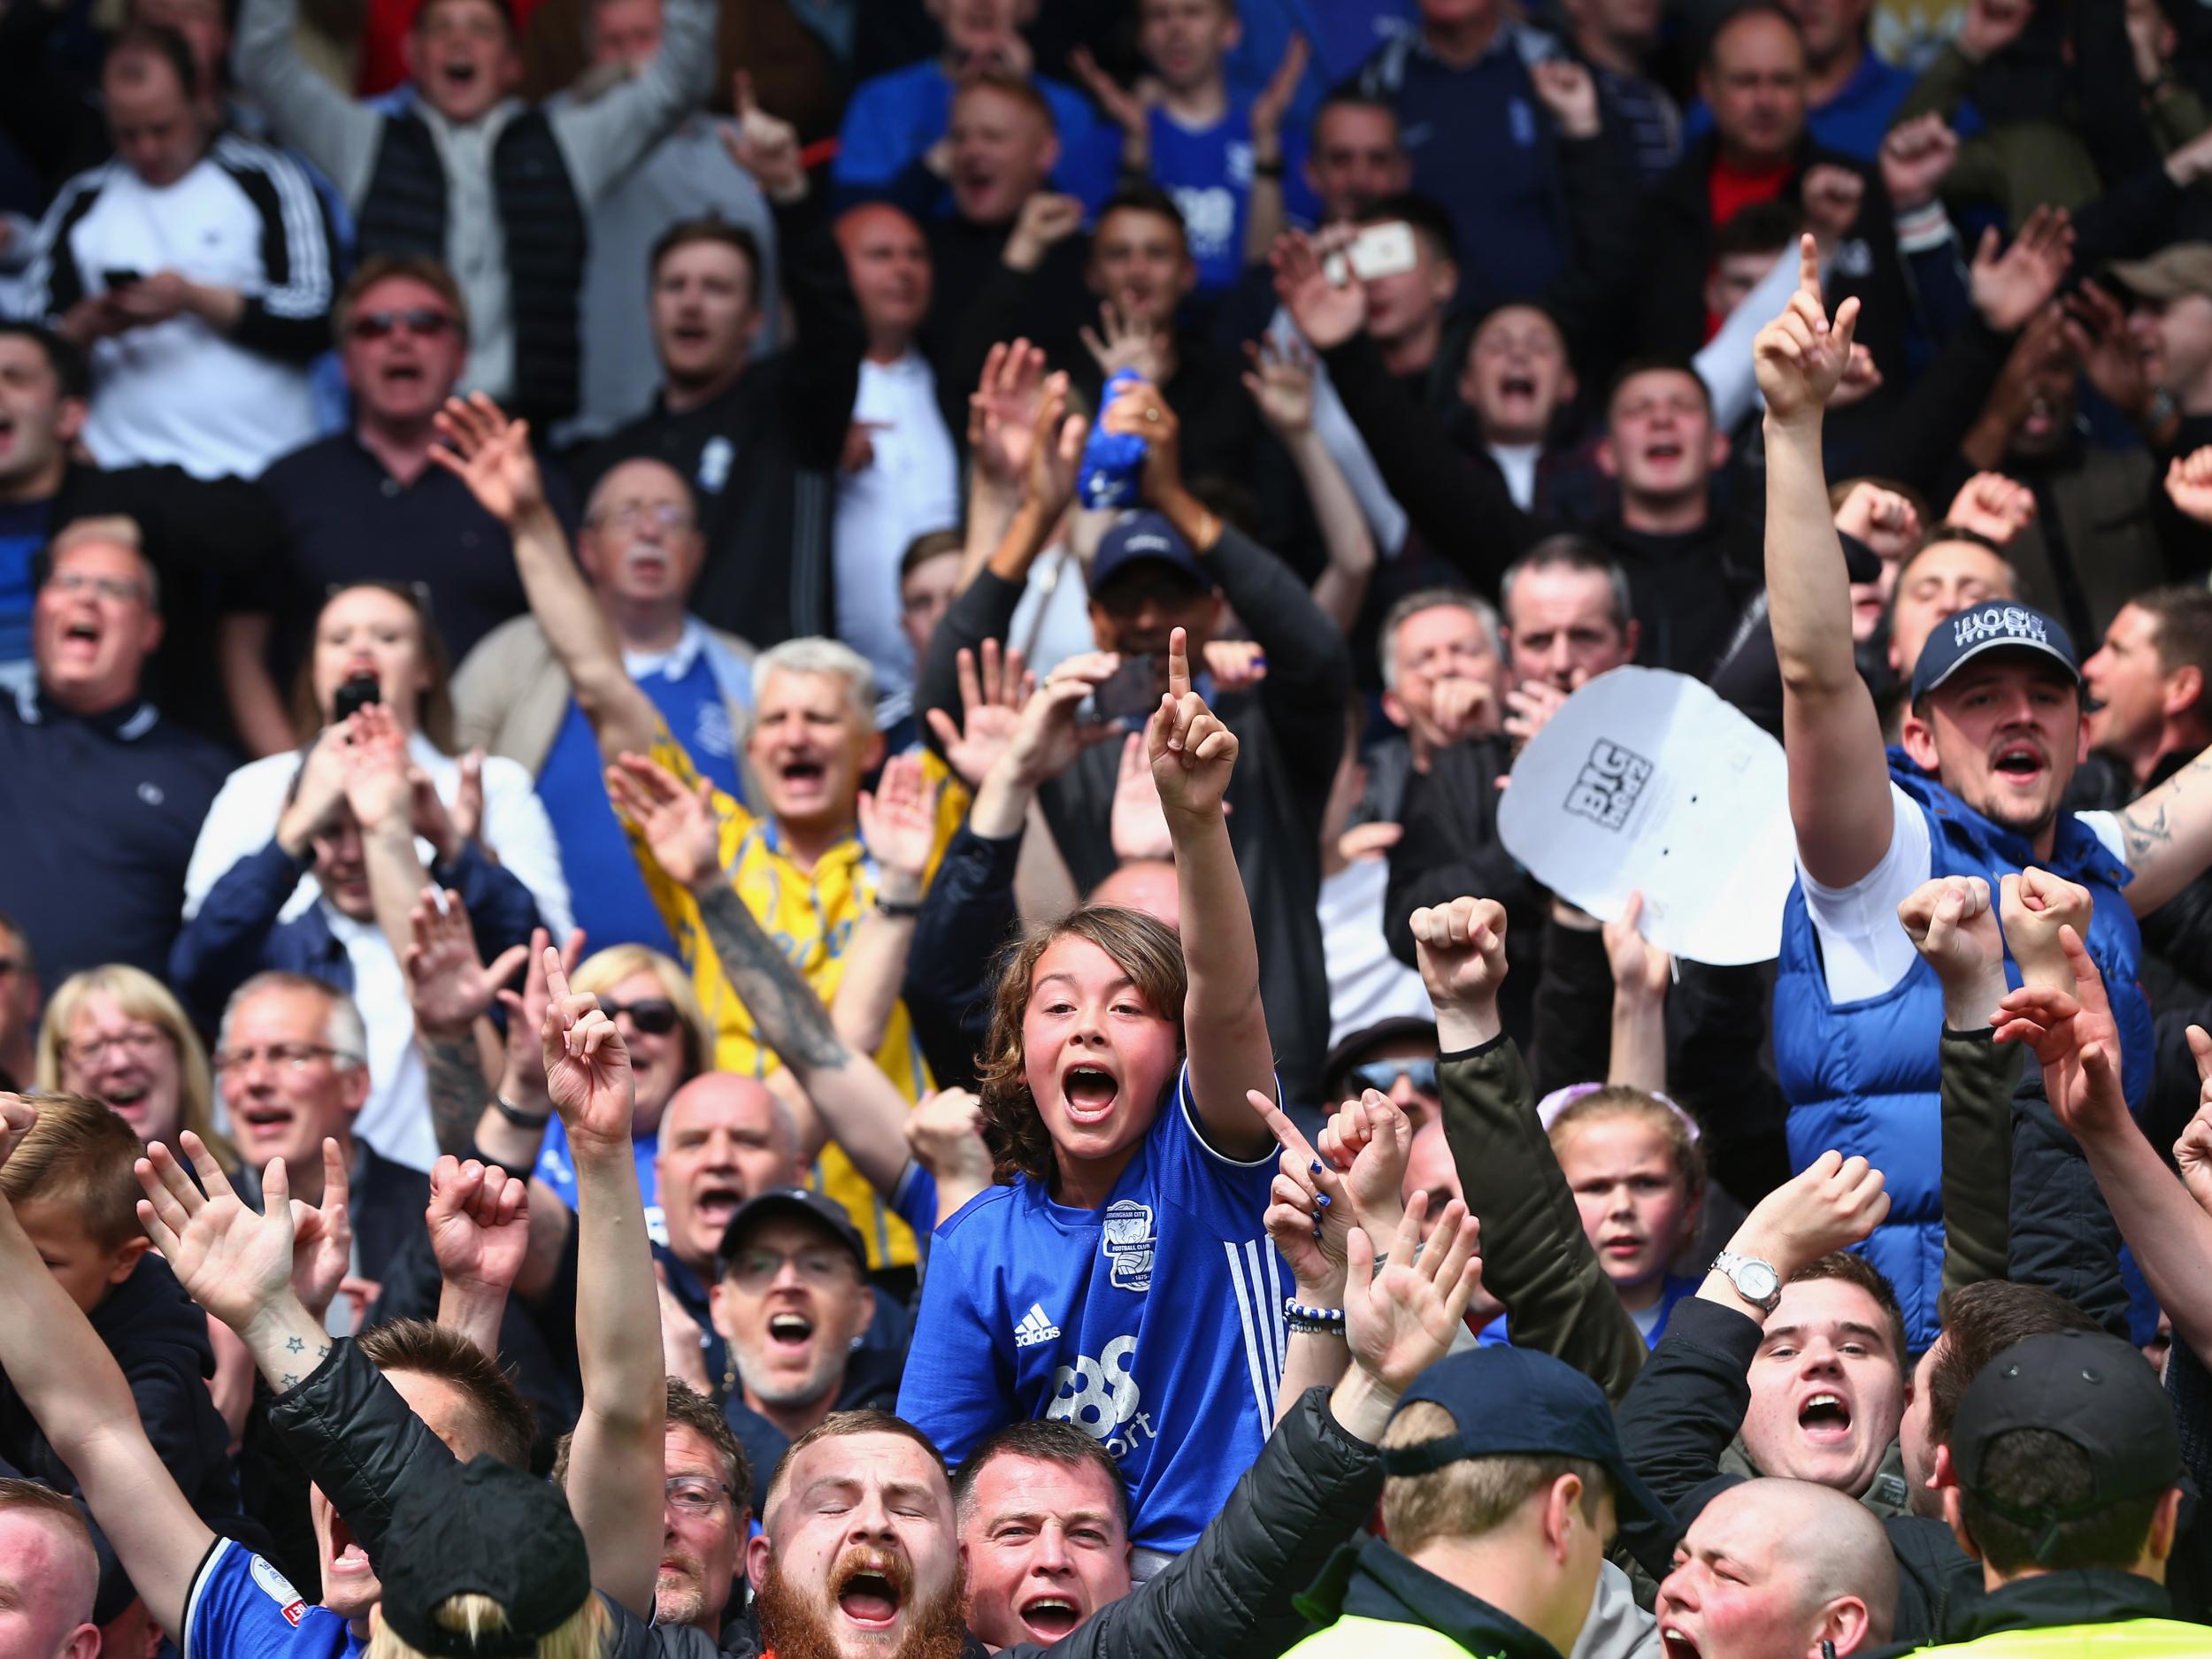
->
xmin=1076 ymin=656 xmax=1160 ymax=727
xmin=104 ymin=268 xmax=142 ymax=291
xmin=1348 ymin=221 xmax=1418 ymax=280
xmin=333 ymin=672 xmax=382 ymax=722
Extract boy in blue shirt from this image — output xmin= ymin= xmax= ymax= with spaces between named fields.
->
xmin=1071 ymin=0 xmax=1311 ymax=296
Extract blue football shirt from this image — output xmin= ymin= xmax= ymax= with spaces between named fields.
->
xmin=534 ymin=641 xmax=744 ymax=956
xmin=183 ymin=1538 xmax=357 ymax=1659
xmin=896 ymin=1063 xmax=1286 ymax=1554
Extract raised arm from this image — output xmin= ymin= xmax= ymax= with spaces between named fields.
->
xmin=0 ymin=1099 xmax=212 ymax=1640
xmin=1603 ymin=894 xmax=1671 ymax=1094
xmin=1149 ymin=628 xmax=1275 ymax=1156
xmin=2113 ymin=742 xmax=2212 ymax=917
xmin=228 ymin=0 xmax=382 ymax=202
xmin=424 ymin=1155 xmax=531 ymax=1357
xmin=605 ymin=753 xmax=921 ymax=1200
xmin=1414 ymin=897 xmax=1647 ymax=1402
xmin=1244 ymin=339 xmax=1376 ymax=633
xmin=546 ymin=0 xmax=715 ymax=204
xmin=1757 ymin=234 xmax=1893 ymax=889
xmin=429 ymin=395 xmax=659 ymax=763
xmin=536 ymin=947 xmax=665 ymax=1618
xmin=1898 ymin=874 xmax=2018 ymax=1295
xmin=337 ymin=703 xmax=442 ymax=965
xmin=1992 ymin=926 xmax=2212 ymax=1357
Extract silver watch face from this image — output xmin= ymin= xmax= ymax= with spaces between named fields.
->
xmin=1735 ymin=1259 xmax=1780 ymax=1302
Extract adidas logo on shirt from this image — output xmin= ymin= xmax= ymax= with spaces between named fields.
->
xmin=1014 ymin=1302 xmax=1063 ymax=1348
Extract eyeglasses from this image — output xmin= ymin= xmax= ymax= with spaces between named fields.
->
xmin=665 ymin=1475 xmax=732 ymax=1516
xmin=44 ymin=571 xmax=148 ymax=603
xmin=587 ymin=502 xmax=694 ymax=535
xmin=726 ymin=1248 xmax=851 ymax=1289
xmin=211 ymin=1042 xmax=357 ymax=1074
xmin=64 ymin=1027 xmax=171 ymax=1064
xmin=349 ymin=307 xmax=457 ymax=342
xmin=603 ymin=998 xmax=680 ymax=1036
xmin=1347 ymin=1058 xmax=1438 ymax=1097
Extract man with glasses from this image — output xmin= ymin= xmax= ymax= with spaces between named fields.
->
xmin=210 ymin=970 xmax=432 ymax=1286
xmin=453 ymin=457 xmax=755 ymax=956
xmin=706 ymin=1188 xmax=894 ymax=1517
xmin=238 ymin=257 xmax=580 ymax=746
xmin=0 ymin=520 xmax=228 ymax=984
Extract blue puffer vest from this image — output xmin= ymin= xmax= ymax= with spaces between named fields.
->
xmin=1774 ymin=753 xmax=2153 ymax=1349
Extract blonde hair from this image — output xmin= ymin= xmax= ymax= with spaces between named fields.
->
xmin=570 ymin=945 xmax=710 ymax=1080
xmin=35 ymin=964 xmax=232 ymax=1169
xmin=367 ymin=1592 xmax=608 ymax=1659
xmin=1547 ymin=1086 xmax=1705 ymax=1204
xmin=0 ymin=1092 xmax=144 ymax=1249
xmin=1379 ymin=1402 xmax=1604 ymax=1554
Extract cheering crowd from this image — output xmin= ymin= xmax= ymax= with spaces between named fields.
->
xmin=12 ymin=0 xmax=2212 ymax=1655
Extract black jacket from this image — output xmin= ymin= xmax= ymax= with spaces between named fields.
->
xmin=1864 ymin=1568 xmax=2180 ymax=1657
xmin=265 ymin=1340 xmax=1386 ymax=1659
xmin=583 ymin=191 xmax=865 ymax=647
xmin=1613 ymin=1294 xmax=1980 ymax=1644
xmin=0 ymin=1255 xmax=238 ymax=1528
xmin=1593 ymin=132 xmax=1912 ymax=392
xmin=918 ymin=527 xmax=1351 ymax=1108
xmin=1382 ymin=736 xmax=1543 ymax=1054
xmin=1293 ymin=1536 xmax=1566 ymax=1659
xmin=902 ymin=819 xmax=1021 ymax=1090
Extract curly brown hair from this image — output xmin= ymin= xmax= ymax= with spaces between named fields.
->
xmin=976 ymin=906 xmax=1187 ymax=1191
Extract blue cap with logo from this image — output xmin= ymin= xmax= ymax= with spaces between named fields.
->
xmin=1091 ymin=511 xmax=1217 ymax=595
xmin=1909 ymin=598 xmax=2082 ymax=705
xmin=1382 ymin=1347 xmax=1675 ymax=1529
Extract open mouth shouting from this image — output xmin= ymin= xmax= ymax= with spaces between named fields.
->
xmin=833 ymin=1550 xmax=910 ymax=1632
xmin=693 ymin=1178 xmax=744 ymax=1237
xmin=1059 ymin=1062 xmax=1120 ymax=1127
xmin=233 ymin=1100 xmax=298 ymax=1150
xmin=1657 ymin=1624 xmax=1703 ymax=1659
xmin=1988 ymin=738 xmax=2049 ymax=789
xmin=1796 ymin=1385 xmax=1855 ymax=1448
xmin=1017 ymin=1592 xmax=1086 ymax=1642
xmin=765 ymin=1307 xmax=815 ymax=1356
xmin=326 ymin=1511 xmax=375 ymax=1586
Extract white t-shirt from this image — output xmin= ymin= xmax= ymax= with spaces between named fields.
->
xmin=1799 ymin=783 xmax=2127 ymax=1003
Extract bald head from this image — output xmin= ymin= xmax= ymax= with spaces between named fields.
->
xmin=0 ymin=1482 xmax=99 ymax=1659
xmin=1655 ymin=1479 xmax=1897 ymax=1658
xmin=655 ymin=1072 xmax=803 ymax=1272
xmin=1089 ymin=859 xmax=1179 ymax=929
xmin=837 ymin=202 xmax=933 ymax=351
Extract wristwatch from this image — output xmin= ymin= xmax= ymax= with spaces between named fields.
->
xmin=1711 ymin=1250 xmax=1783 ymax=1315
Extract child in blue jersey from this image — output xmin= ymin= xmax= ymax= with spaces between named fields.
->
xmin=1071 ymin=1 xmax=1312 ymax=295
xmin=896 ymin=626 xmax=1285 ymax=1563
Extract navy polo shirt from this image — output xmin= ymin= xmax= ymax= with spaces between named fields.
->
xmin=244 ymin=431 xmax=579 ymax=693
xmin=0 ymin=686 xmax=231 ymax=984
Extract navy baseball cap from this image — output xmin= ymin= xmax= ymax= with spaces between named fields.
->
xmin=1092 ymin=511 xmax=1217 ymax=595
xmin=1383 ymin=1347 xmax=1674 ymax=1529
xmin=1909 ymin=598 xmax=2082 ymax=705
xmin=1951 ymin=1331 xmax=2182 ymax=1517
xmin=716 ymin=1185 xmax=867 ymax=1275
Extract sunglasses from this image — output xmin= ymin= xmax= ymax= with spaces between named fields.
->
xmin=349 ymin=307 xmax=457 ymax=342
xmin=1347 ymin=1058 xmax=1438 ymax=1096
xmin=603 ymin=998 xmax=680 ymax=1036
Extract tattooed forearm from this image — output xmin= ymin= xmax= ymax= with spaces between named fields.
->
xmin=693 ymin=882 xmax=853 ymax=1072
xmin=424 ymin=1034 xmax=494 ymax=1157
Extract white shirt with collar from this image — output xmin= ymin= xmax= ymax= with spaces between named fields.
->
xmin=833 ymin=350 xmax=960 ymax=723
xmin=319 ymin=902 xmax=434 ymax=1171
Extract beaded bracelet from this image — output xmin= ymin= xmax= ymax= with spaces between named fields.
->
xmin=1284 ymin=1298 xmax=1347 ymax=1335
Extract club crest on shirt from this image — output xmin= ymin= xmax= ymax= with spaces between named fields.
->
xmin=250 ymin=1555 xmax=309 ymax=1626
xmin=1101 ymin=1199 xmax=1155 ymax=1292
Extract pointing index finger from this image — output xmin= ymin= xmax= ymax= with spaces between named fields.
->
xmin=1246 ymin=1088 xmax=1320 ymax=1170
xmin=1167 ymin=626 xmax=1190 ymax=700
xmin=542 ymin=945 xmax=573 ymax=1024
xmin=1797 ymin=232 xmax=1820 ymax=302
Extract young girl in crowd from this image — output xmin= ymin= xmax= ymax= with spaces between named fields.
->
xmin=181 ymin=580 xmax=570 ymax=938
xmin=1546 ymin=1084 xmax=1705 ymax=1345
xmin=896 ymin=628 xmax=1284 ymax=1574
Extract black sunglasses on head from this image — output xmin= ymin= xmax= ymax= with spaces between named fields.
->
xmin=603 ymin=998 xmax=680 ymax=1036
